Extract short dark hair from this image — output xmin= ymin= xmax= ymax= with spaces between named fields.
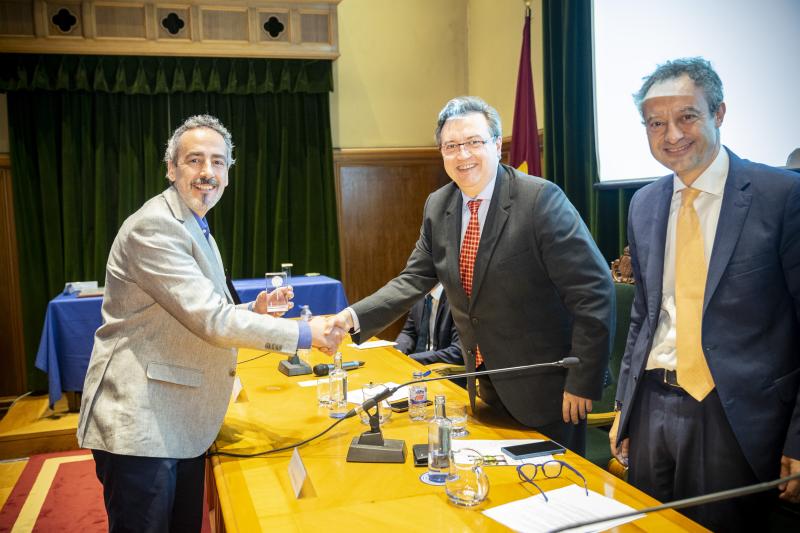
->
xmin=633 ymin=57 xmax=724 ymax=117
xmin=435 ymin=96 xmax=502 ymax=146
xmin=164 ymin=114 xmax=235 ymax=176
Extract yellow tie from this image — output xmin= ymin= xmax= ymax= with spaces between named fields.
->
xmin=675 ymin=187 xmax=715 ymax=401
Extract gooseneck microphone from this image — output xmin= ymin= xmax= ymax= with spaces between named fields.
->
xmin=313 ymin=360 xmax=365 ymax=376
xmin=211 ymin=356 xmax=581 ymax=459
xmin=344 ymin=357 xmax=581 ymax=419
xmin=551 ymin=470 xmax=800 ymax=532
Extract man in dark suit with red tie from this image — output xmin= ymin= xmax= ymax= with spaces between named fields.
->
xmin=334 ymin=97 xmax=613 ymax=455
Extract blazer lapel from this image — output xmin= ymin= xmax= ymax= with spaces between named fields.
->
xmin=208 ymin=234 xmax=234 ymax=303
xmin=445 ymin=188 xmax=465 ymax=298
xmin=163 ymin=186 xmax=233 ymax=303
xmin=645 ymin=178 xmax=672 ymax=325
xmin=704 ymin=150 xmax=752 ymax=312
xmin=469 ymin=165 xmax=510 ymax=308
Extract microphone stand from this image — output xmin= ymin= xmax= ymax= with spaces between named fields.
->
xmin=551 ymin=470 xmax=800 ymax=532
xmin=344 ymin=357 xmax=580 ymax=464
xmin=346 ymin=395 xmax=407 ymax=463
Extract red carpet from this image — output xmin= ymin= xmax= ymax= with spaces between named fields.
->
xmin=0 ymin=450 xmax=211 ymax=532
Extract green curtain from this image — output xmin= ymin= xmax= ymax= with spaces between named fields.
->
xmin=541 ymin=0 xmax=635 ymax=262
xmin=1 ymin=54 xmax=338 ymax=390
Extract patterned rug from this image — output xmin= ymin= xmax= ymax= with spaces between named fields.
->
xmin=0 ymin=450 xmax=211 ymax=532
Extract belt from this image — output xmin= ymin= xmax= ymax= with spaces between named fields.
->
xmin=644 ymin=368 xmax=683 ymax=390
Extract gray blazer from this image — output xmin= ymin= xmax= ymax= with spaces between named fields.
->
xmin=352 ymin=164 xmax=614 ymax=427
xmin=78 ymin=186 xmax=299 ymax=459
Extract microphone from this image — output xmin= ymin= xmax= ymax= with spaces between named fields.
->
xmin=313 ymin=361 xmax=365 ymax=376
xmin=344 ymin=357 xmax=582 ymax=420
xmin=550 ymin=470 xmax=800 ymax=532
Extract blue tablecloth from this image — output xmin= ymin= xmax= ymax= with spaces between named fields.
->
xmin=35 ymin=276 xmax=348 ymax=407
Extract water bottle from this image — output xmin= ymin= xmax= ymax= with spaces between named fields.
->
xmin=408 ymin=371 xmax=428 ymax=421
xmin=297 ymin=305 xmax=312 ymax=365
xmin=427 ymin=395 xmax=452 ymax=483
xmin=328 ymin=352 xmax=348 ymax=419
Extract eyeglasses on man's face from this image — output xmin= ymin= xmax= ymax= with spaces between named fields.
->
xmin=440 ymin=137 xmax=496 ymax=156
xmin=516 ymin=460 xmax=589 ymax=502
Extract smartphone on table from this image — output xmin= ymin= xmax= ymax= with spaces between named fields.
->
xmin=500 ymin=440 xmax=566 ymax=460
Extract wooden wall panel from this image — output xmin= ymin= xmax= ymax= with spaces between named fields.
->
xmin=334 ymin=148 xmax=450 ymax=340
xmin=0 ymin=155 xmax=27 ymax=396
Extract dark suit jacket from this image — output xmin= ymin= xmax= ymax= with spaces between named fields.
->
xmin=616 ymin=148 xmax=800 ymax=481
xmin=352 ymin=164 xmax=614 ymax=427
xmin=395 ymin=290 xmax=463 ymax=365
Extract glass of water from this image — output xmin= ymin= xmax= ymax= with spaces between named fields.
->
xmin=316 ymin=377 xmax=330 ymax=407
xmin=359 ymin=382 xmax=392 ymax=426
xmin=449 ymin=401 xmax=469 ymax=438
xmin=265 ymin=271 xmax=289 ymax=313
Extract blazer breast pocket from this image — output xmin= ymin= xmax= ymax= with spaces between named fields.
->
xmin=146 ymin=361 xmax=203 ymax=388
xmin=495 ymin=247 xmax=536 ymax=272
xmin=774 ymin=367 xmax=800 ymax=405
xmin=723 ymin=251 xmax=777 ymax=280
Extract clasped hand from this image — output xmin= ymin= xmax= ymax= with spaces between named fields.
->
xmin=309 ymin=314 xmax=350 ymax=355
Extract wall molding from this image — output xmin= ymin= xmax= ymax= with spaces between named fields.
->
xmin=0 ymin=0 xmax=340 ymax=59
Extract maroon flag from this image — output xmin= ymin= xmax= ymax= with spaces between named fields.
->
xmin=509 ymin=7 xmax=541 ymax=177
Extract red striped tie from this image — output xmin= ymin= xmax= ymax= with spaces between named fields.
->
xmin=460 ymin=199 xmax=483 ymax=366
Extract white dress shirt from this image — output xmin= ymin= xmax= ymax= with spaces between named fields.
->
xmin=646 ymin=148 xmax=729 ymax=370
xmin=427 ymin=283 xmax=444 ymax=350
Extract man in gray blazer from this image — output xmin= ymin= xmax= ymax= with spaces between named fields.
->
xmin=78 ymin=115 xmax=342 ymax=531
xmin=334 ymin=97 xmax=614 ymax=454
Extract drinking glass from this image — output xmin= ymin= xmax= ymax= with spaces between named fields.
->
xmin=359 ymin=382 xmax=392 ymax=426
xmin=445 ymin=448 xmax=489 ymax=507
xmin=448 ymin=401 xmax=469 ymax=438
xmin=265 ymin=271 xmax=289 ymax=313
xmin=316 ymin=378 xmax=331 ymax=407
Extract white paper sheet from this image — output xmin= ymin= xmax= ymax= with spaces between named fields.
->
xmin=346 ymin=382 xmax=409 ymax=405
xmin=482 ymin=484 xmax=645 ymax=532
xmin=347 ymin=340 xmax=398 ymax=349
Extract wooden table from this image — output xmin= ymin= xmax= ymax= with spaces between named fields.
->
xmin=208 ymin=342 xmax=706 ymax=532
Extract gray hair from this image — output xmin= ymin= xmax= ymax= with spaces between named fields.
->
xmin=633 ymin=57 xmax=724 ymax=117
xmin=164 ymin=114 xmax=235 ymax=173
xmin=434 ymin=96 xmax=502 ymax=146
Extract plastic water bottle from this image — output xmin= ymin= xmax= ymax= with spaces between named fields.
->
xmin=297 ymin=305 xmax=312 ymax=365
xmin=427 ymin=395 xmax=452 ymax=483
xmin=408 ymin=371 xmax=428 ymax=421
xmin=328 ymin=352 xmax=348 ymax=419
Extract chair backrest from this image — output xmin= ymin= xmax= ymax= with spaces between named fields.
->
xmin=593 ymin=282 xmax=635 ymax=414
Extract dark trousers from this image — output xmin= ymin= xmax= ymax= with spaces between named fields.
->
xmin=628 ymin=372 xmax=765 ymax=532
xmin=478 ymin=375 xmax=586 ymax=456
xmin=92 ymin=449 xmax=205 ymax=533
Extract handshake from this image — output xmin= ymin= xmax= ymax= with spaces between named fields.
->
xmin=254 ymin=289 xmax=353 ymax=355
xmin=309 ymin=310 xmax=353 ymax=355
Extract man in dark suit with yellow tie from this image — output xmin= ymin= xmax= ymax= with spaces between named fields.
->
xmin=610 ymin=57 xmax=800 ymax=530
xmin=334 ymin=97 xmax=614 ymax=454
